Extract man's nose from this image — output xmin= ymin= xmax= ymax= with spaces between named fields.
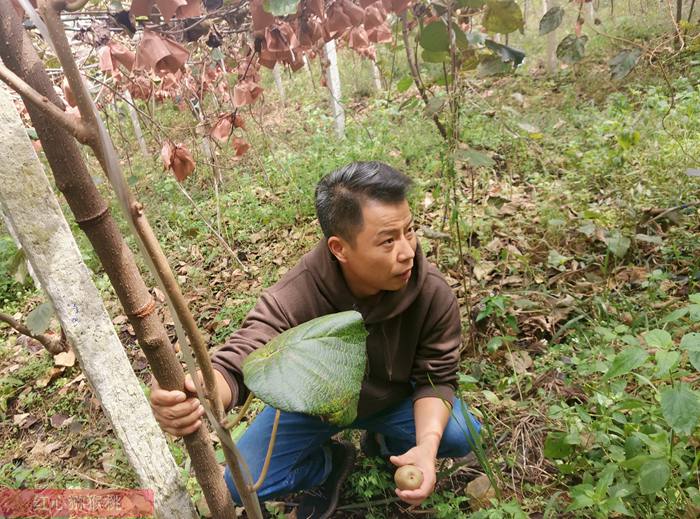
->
xmin=397 ymin=236 xmax=415 ymax=262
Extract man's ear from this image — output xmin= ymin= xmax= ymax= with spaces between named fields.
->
xmin=327 ymin=236 xmax=349 ymax=264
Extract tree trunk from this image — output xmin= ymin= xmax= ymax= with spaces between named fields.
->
xmin=0 ymin=84 xmax=196 ymax=519
xmin=0 ymin=6 xmax=237 ymax=518
xmin=323 ymin=40 xmax=345 ymax=138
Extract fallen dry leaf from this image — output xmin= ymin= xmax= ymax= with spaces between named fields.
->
xmin=466 ymin=474 xmax=496 ymax=510
xmin=54 ymin=349 xmax=75 ymax=367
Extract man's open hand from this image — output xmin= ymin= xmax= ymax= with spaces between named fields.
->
xmin=149 ymin=374 xmax=204 ymax=437
xmin=389 ymin=444 xmax=437 ymax=506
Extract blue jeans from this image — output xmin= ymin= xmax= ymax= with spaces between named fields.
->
xmin=224 ymin=397 xmax=481 ymax=503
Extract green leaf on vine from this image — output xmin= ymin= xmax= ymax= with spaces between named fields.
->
xmin=396 ymin=76 xmax=413 ymax=93
xmin=539 ymin=6 xmax=564 ymax=35
xmin=660 ymin=383 xmax=700 ymax=436
xmin=483 ymin=0 xmax=524 ymax=34
xmin=26 ymin=302 xmax=55 ymax=336
xmin=422 ymin=50 xmax=450 ymax=63
xmin=484 ymin=39 xmax=526 ymax=67
xmin=263 ymin=0 xmax=300 ymax=16
xmin=242 ymin=311 xmax=368 ymax=426
xmin=556 ymin=34 xmax=588 ymax=64
xmin=609 ymin=48 xmax=642 ymax=80
xmin=420 ymin=21 xmax=450 ymax=52
xmin=477 ymin=55 xmax=512 ymax=76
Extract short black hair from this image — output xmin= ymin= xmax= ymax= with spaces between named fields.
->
xmin=315 ymin=161 xmax=412 ymax=241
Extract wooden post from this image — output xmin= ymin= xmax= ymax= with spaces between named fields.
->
xmin=0 ymin=84 xmax=197 ymax=519
xmin=323 ymin=40 xmax=345 ymax=138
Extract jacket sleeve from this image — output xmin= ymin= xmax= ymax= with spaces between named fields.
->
xmin=211 ymin=291 xmax=293 ymax=411
xmin=411 ymin=282 xmax=461 ymax=405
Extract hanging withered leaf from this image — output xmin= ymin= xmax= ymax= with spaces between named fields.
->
xmin=232 ymin=137 xmax=250 ymax=156
xmin=161 ymin=140 xmax=195 ymax=182
xmin=135 ymin=30 xmax=189 ymax=75
xmin=242 ymin=311 xmax=368 ymax=426
xmin=364 ymin=3 xmax=387 ymax=30
xmin=233 ymin=80 xmax=264 ymax=106
xmin=367 ymin=22 xmax=393 ymax=43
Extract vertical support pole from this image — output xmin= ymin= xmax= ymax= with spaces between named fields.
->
xmin=123 ymin=90 xmax=147 ymax=157
xmin=371 ymin=61 xmax=383 ymax=91
xmin=323 ymin=40 xmax=345 ymax=139
xmin=272 ymin=63 xmax=286 ymax=104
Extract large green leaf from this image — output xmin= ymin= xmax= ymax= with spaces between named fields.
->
xmin=556 ymin=34 xmax=588 ymax=64
xmin=263 ymin=0 xmax=299 ymax=16
xmin=26 ymin=302 xmax=54 ymax=335
xmin=680 ymin=332 xmax=700 ymax=371
xmin=539 ymin=6 xmax=564 ymax=35
xmin=420 ymin=21 xmax=450 ymax=52
xmin=660 ymin=383 xmax=700 ymax=436
xmin=643 ymin=329 xmax=673 ymax=349
xmin=242 ymin=311 xmax=368 ymax=426
xmin=603 ymin=347 xmax=648 ymax=380
xmin=638 ymin=459 xmax=670 ymax=495
xmin=483 ymin=0 xmax=524 ymax=34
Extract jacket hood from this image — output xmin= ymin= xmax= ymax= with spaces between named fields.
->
xmin=303 ymin=240 xmax=428 ymax=324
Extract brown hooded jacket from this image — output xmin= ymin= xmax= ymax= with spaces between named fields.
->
xmin=211 ymin=240 xmax=461 ymax=418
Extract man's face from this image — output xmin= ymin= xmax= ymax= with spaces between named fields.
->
xmin=331 ymin=199 xmax=417 ymax=299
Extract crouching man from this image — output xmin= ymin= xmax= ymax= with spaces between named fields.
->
xmin=150 ymin=161 xmax=481 ymax=518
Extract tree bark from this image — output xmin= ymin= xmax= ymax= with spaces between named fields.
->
xmin=0 ymin=5 xmax=237 ymax=518
xmin=0 ymin=83 xmax=196 ymax=519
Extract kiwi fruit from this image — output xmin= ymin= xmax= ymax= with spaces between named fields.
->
xmin=394 ymin=464 xmax=423 ymax=491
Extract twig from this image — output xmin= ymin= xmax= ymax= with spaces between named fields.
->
xmin=0 ymin=62 xmax=92 ymax=144
xmin=0 ymin=311 xmax=68 ymax=355
xmin=644 ymin=201 xmax=700 ymax=225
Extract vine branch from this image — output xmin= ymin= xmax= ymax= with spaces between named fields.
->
xmin=0 ymin=312 xmax=68 ymax=355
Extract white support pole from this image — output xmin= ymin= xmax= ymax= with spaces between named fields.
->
xmin=371 ymin=61 xmax=383 ymax=91
xmin=272 ymin=63 xmax=286 ymax=104
xmin=323 ymin=40 xmax=345 ymax=138
xmin=0 ymin=85 xmax=197 ymax=519
xmin=122 ymin=90 xmax=148 ymax=157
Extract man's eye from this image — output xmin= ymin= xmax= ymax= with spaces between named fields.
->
xmin=383 ymin=238 xmax=394 ymax=245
